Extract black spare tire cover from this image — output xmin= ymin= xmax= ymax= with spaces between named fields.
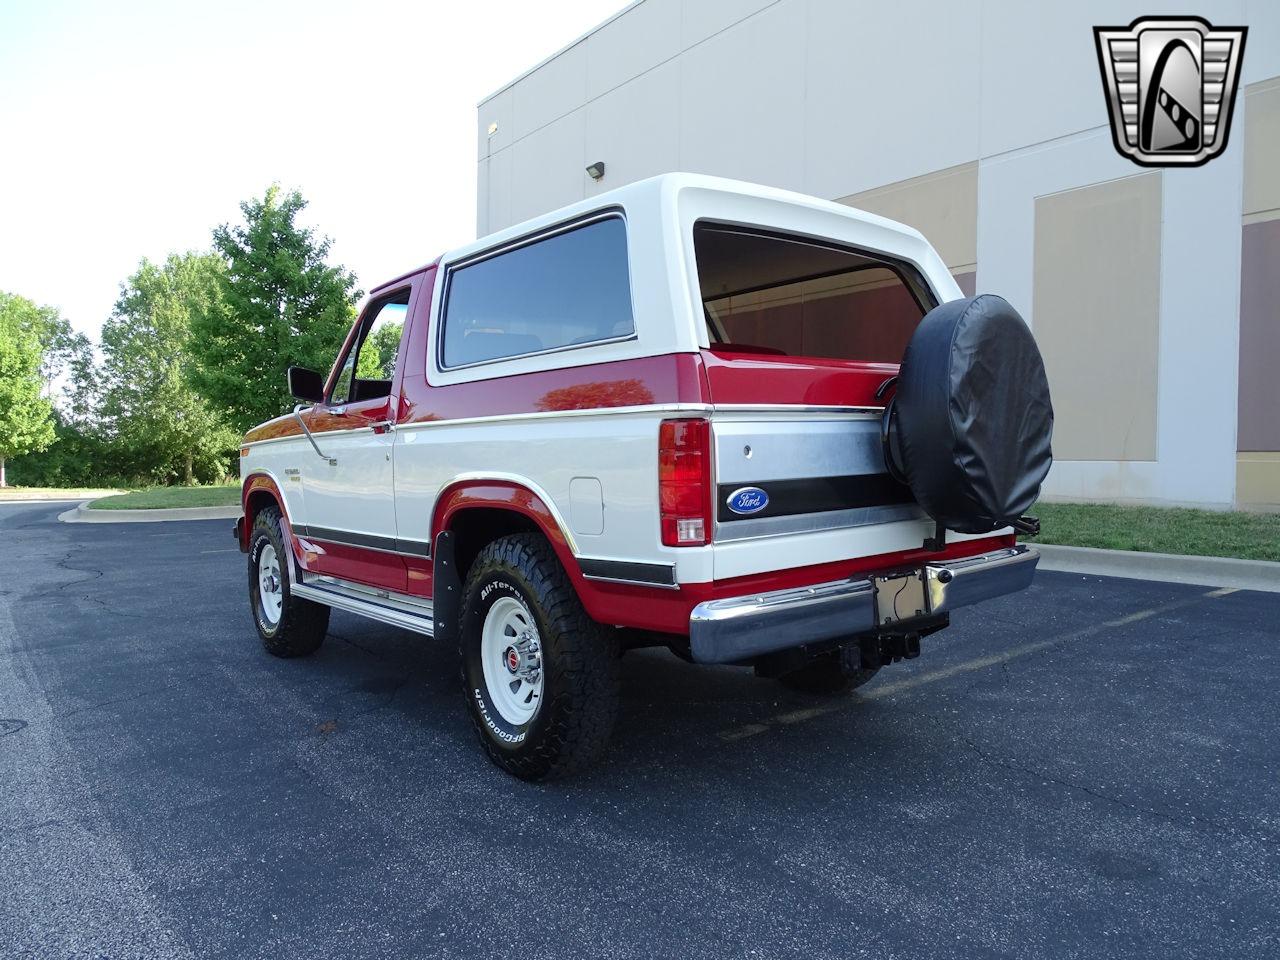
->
xmin=891 ymin=294 xmax=1053 ymax=534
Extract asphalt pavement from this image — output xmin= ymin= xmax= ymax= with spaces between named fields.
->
xmin=1 ymin=500 xmax=1277 ymax=959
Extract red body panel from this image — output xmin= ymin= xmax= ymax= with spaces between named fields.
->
xmin=316 ymin=541 xmax=407 ymax=593
xmin=396 ymin=353 xmax=707 ymax=426
xmin=390 ymin=265 xmax=436 ymax=385
xmin=700 ymin=348 xmax=897 ymax=408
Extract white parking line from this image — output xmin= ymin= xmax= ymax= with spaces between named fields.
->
xmin=718 ymin=586 xmax=1239 ymax=742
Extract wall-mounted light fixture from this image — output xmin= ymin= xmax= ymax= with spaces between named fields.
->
xmin=585 ymin=161 xmax=606 ymax=181
xmin=487 ymin=121 xmax=498 ymax=136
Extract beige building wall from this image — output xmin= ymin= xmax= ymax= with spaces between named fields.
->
xmin=841 ymin=164 xmax=1169 ymax=468
xmin=1238 ymin=78 xmax=1280 ymax=509
xmin=836 ymin=163 xmax=978 ymax=295
xmin=1032 ymin=174 xmax=1162 ymax=463
xmin=1242 ymin=78 xmax=1280 ymax=225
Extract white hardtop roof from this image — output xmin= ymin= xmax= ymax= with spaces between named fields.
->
xmin=417 ymin=172 xmax=960 ymax=387
xmin=442 ymin=172 xmax=930 ymax=267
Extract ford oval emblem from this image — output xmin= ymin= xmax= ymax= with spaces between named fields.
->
xmin=726 ymin=486 xmax=769 ymax=516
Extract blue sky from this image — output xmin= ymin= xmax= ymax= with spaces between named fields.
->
xmin=0 ymin=0 xmax=618 ymax=339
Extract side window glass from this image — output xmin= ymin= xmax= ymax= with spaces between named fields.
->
xmin=331 ymin=349 xmax=358 ymax=405
xmin=441 ymin=216 xmax=633 ymax=368
xmin=330 ymin=295 xmax=409 ymax=405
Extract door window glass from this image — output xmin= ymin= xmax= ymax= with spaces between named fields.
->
xmin=330 ymin=295 xmax=408 ymax=404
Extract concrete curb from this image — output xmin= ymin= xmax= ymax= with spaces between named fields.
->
xmin=58 ymin=502 xmax=241 ymax=524
xmin=1036 ymin=543 xmax=1280 ymax=594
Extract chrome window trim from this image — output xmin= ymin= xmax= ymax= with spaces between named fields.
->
xmin=392 ymin=403 xmax=709 ymax=434
xmin=709 ymin=403 xmax=884 ymax=417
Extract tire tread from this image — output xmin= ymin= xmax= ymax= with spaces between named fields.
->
xmin=460 ymin=533 xmax=619 ymax=780
xmin=251 ymin=506 xmax=329 ymax=658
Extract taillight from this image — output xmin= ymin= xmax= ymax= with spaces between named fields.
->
xmin=659 ymin=418 xmax=711 ymax=546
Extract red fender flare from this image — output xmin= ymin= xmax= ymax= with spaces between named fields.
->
xmin=239 ymin=473 xmax=308 ymax=567
xmin=431 ymin=479 xmax=578 ymax=569
xmin=431 ymin=480 xmax=601 ymax=615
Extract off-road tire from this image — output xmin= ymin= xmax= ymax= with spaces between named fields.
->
xmin=459 ymin=533 xmax=620 ymax=781
xmin=777 ymin=651 xmax=879 ymax=695
xmin=248 ymin=505 xmax=329 ymax=657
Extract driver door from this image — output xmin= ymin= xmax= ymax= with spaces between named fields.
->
xmin=299 ymin=289 xmax=412 ymax=591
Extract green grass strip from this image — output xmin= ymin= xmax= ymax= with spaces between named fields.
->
xmin=1032 ymin=501 xmax=1280 ymax=562
xmin=88 ymin=484 xmax=241 ymax=510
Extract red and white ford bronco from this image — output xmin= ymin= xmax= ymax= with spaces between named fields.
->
xmin=235 ymin=174 xmax=1054 ymax=780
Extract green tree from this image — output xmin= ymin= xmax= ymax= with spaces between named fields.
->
xmin=0 ymin=292 xmax=57 ymax=486
xmin=99 ymin=253 xmax=238 ymax=484
xmin=358 ymin=319 xmax=403 ymax=380
xmin=6 ymin=417 xmax=120 ymax=488
xmin=191 ymin=185 xmax=360 ymax=431
xmin=37 ymin=310 xmax=96 ymax=425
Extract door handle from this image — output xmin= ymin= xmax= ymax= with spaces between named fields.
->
xmin=369 ymin=420 xmax=396 ymax=434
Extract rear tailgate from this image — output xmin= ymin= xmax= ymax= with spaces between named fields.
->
xmin=704 ymin=349 xmax=946 ymax=580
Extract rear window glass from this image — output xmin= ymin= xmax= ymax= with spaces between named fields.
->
xmin=694 ymin=223 xmax=932 ymax=363
xmin=441 ymin=216 xmax=634 ymax=368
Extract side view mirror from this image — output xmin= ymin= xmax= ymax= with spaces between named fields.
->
xmin=287 ymin=366 xmax=325 ymax=404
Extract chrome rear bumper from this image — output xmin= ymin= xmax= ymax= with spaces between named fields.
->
xmin=688 ymin=545 xmax=1038 ymax=664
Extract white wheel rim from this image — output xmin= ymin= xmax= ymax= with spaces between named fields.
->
xmin=258 ymin=543 xmax=283 ymax=624
xmin=480 ymin=596 xmax=544 ymax=726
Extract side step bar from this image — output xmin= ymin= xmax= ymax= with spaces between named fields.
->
xmin=291 ymin=573 xmax=435 ymax=638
